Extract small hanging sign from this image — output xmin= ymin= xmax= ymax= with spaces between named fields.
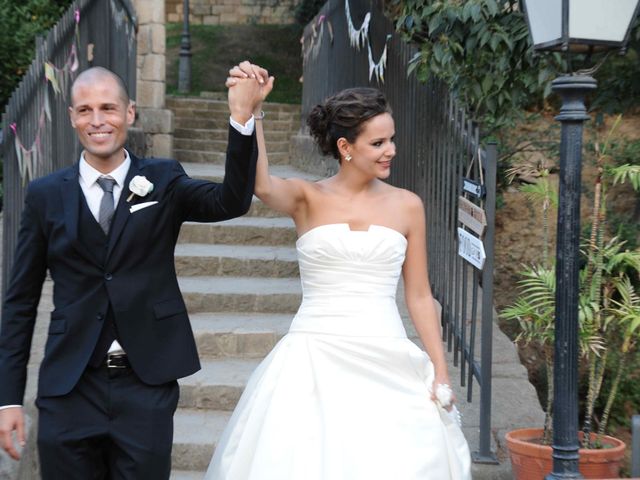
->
xmin=457 ymin=227 xmax=486 ymax=270
xmin=461 ymin=177 xmax=485 ymax=199
xmin=458 ymin=196 xmax=487 ymax=236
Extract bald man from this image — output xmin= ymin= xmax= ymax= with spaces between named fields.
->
xmin=0 ymin=64 xmax=266 ymax=479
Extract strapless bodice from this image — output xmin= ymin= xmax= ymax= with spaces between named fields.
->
xmin=290 ymin=223 xmax=408 ymax=337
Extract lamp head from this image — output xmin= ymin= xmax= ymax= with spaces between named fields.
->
xmin=522 ymin=0 xmax=640 ymax=53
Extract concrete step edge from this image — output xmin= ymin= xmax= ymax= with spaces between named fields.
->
xmin=178 ymin=276 xmax=301 ymax=295
xmin=172 ymin=408 xmax=230 ymax=470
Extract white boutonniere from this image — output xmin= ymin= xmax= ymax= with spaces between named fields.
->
xmin=127 ymin=175 xmax=154 ymax=202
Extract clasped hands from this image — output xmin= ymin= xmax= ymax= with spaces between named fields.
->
xmin=226 ymin=60 xmax=275 ymax=125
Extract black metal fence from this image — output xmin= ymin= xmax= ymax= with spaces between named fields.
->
xmin=302 ymin=0 xmax=498 ymax=462
xmin=1 ymin=0 xmax=138 ymax=295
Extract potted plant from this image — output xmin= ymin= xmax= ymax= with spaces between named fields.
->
xmin=502 ymin=116 xmax=640 ymax=479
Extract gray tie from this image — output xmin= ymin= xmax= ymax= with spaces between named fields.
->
xmin=97 ymin=177 xmax=117 ymax=235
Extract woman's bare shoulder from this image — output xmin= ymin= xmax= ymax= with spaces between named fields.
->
xmin=383 ymin=184 xmax=424 ymax=210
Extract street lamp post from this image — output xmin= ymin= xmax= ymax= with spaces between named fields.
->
xmin=178 ymin=0 xmax=192 ymax=93
xmin=548 ymin=74 xmax=596 ymax=479
xmin=521 ymin=1 xmax=640 ymax=479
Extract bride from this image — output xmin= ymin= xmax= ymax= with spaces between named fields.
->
xmin=205 ymin=62 xmax=471 ymax=479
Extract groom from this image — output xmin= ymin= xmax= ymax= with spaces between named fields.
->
xmin=0 ymin=62 xmax=267 ymax=478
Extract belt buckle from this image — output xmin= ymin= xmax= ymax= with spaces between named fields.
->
xmin=106 ymin=353 xmax=127 ymax=369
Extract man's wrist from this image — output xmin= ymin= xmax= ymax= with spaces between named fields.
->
xmin=0 ymin=405 xmax=22 ymax=411
xmin=229 ymin=110 xmax=253 ymax=125
xmin=229 ymin=116 xmax=255 ymax=136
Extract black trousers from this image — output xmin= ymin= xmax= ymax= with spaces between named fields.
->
xmin=36 ymin=364 xmax=179 ymax=480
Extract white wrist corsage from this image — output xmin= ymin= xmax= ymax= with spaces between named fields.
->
xmin=435 ymin=383 xmax=462 ymax=427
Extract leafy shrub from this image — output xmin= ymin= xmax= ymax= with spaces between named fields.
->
xmin=385 ymin=0 xmax=640 ymax=134
xmin=0 ymin=0 xmax=72 ymax=111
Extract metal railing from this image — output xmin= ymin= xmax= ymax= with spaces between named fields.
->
xmin=301 ymin=0 xmax=498 ymax=462
xmin=1 ymin=0 xmax=138 ymax=296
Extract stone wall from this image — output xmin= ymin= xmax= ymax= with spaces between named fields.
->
xmin=166 ymin=0 xmax=298 ymax=25
xmin=133 ymin=0 xmax=174 ymax=158
xmin=289 ymin=132 xmax=338 ymax=178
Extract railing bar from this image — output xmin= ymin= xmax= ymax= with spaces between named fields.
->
xmin=460 ymin=260 xmax=469 ymax=387
xmin=467 ymin=271 xmax=479 ymax=402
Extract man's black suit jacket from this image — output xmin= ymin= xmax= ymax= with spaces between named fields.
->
xmin=0 ymin=126 xmax=257 ymax=406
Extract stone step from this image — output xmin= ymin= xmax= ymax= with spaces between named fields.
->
xmin=171 ymin=107 xmax=299 ymax=123
xmin=178 ymin=358 xmax=259 ymax=410
xmin=179 ymin=276 xmax=302 ymax=313
xmin=247 ymin=197 xmax=282 ymax=218
xmin=175 ymin=243 xmax=299 ymax=277
xmin=172 ymin=408 xmax=229 ymax=471
xmin=175 ymin=137 xmax=291 ymax=154
xmin=178 ymin=217 xmax=297 ymax=246
xmin=181 ymin=162 xmax=319 ymax=184
xmin=175 ymin=127 xmax=291 ymax=142
xmin=175 ymin=149 xmax=290 ymax=165
xmin=175 ymin=117 xmax=297 ymax=131
xmin=167 ymin=96 xmax=301 ymax=115
xmin=191 ymin=312 xmax=291 ymax=358
xmin=199 ymin=91 xmax=227 ymax=100
xmin=170 ymin=471 xmax=204 ymax=480
xmin=178 ymin=163 xmax=321 ymax=219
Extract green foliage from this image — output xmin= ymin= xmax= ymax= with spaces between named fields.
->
xmin=0 ymin=0 xmax=72 ymax=111
xmin=385 ymin=0 xmax=640 ymax=133
xmin=596 ymin=349 xmax=640 ymax=429
xmin=591 ymin=17 xmax=640 ymax=114
xmin=166 ymin=23 xmax=302 ymax=104
xmin=502 ymin=265 xmax=556 ymax=346
xmin=385 ymin=0 xmax=562 ymax=133
xmin=501 ymin=128 xmax=640 ymax=444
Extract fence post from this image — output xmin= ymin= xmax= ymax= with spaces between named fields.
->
xmin=473 ymin=141 xmax=499 ymax=464
xmin=632 ymin=415 xmax=640 ymax=478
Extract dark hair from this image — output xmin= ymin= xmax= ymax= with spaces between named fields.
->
xmin=306 ymin=87 xmax=391 ymax=160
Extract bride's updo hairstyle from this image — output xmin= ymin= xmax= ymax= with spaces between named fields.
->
xmin=307 ymin=88 xmax=391 ymax=161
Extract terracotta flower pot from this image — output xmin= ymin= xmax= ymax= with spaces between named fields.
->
xmin=506 ymin=427 xmax=626 ymax=479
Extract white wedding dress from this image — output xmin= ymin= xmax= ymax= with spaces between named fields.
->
xmin=205 ymin=223 xmax=471 ymax=480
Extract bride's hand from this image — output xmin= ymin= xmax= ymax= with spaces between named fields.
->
xmin=226 ymin=62 xmax=274 ymax=102
xmin=431 ymin=378 xmax=456 ymax=411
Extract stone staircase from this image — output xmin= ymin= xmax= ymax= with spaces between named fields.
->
xmin=166 ymin=96 xmax=315 ymax=479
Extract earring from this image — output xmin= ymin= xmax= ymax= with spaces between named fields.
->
xmin=345 ymin=154 xmax=352 ymax=162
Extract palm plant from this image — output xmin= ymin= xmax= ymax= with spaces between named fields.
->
xmin=502 ymin=166 xmax=557 ymax=443
xmin=502 ymin=116 xmax=640 ymax=447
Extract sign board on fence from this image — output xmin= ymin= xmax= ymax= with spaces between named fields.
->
xmin=458 ymin=196 xmax=487 ymax=236
xmin=457 ymin=227 xmax=486 ymax=270
xmin=461 ymin=177 xmax=486 ymax=199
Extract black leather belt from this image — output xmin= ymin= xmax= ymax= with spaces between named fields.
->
xmin=106 ymin=353 xmax=130 ymax=369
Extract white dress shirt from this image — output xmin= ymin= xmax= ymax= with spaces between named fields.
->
xmin=0 ymin=117 xmax=255 ymax=410
xmin=79 ymin=152 xmax=130 ymax=355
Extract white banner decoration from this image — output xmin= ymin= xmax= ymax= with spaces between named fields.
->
xmin=368 ymin=34 xmax=391 ymax=83
xmin=345 ymin=0 xmax=370 ymax=50
xmin=302 ymin=15 xmax=328 ymax=65
xmin=110 ymin=0 xmax=135 ymax=51
xmin=9 ymin=9 xmax=81 ymax=184
xmin=311 ymin=21 xmax=324 ymax=60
